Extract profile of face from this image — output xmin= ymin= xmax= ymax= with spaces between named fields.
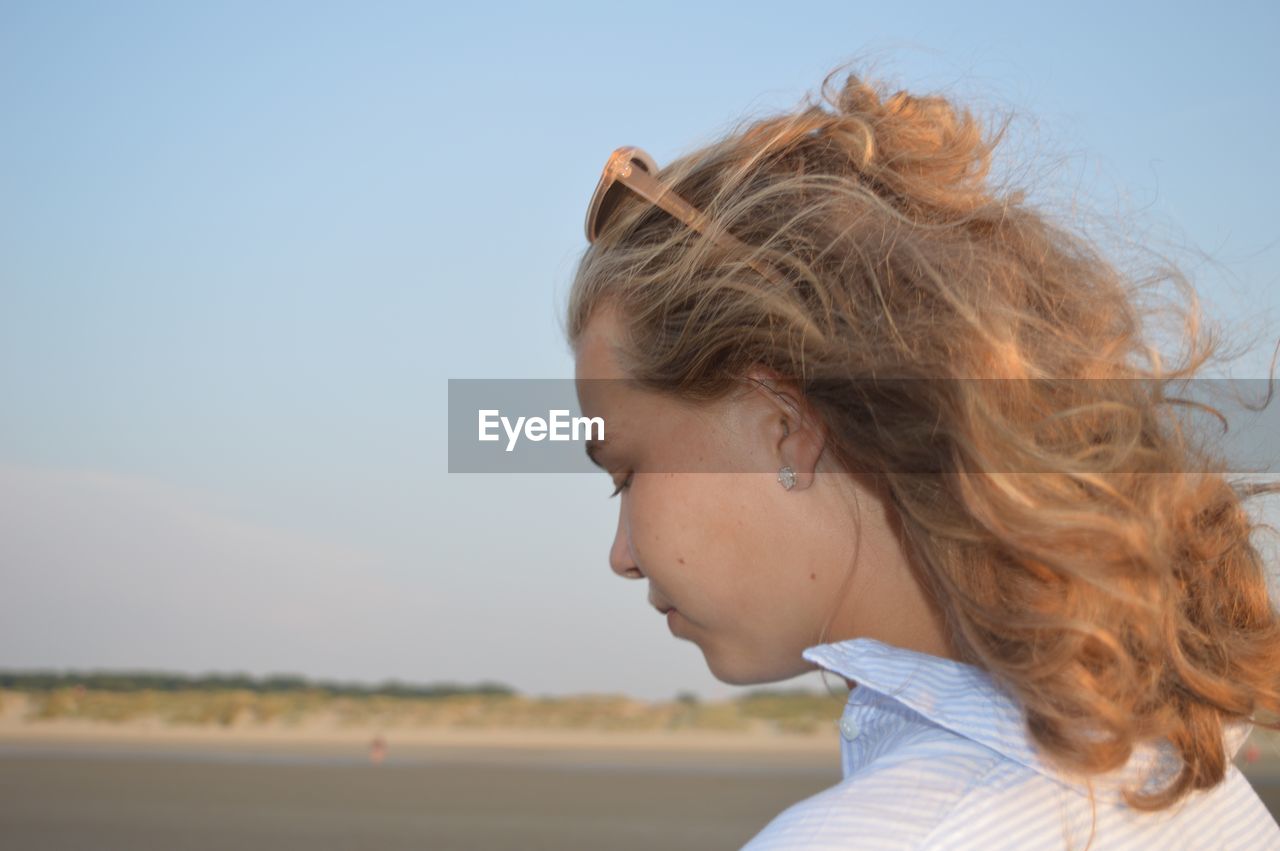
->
xmin=573 ymin=304 xmax=954 ymax=686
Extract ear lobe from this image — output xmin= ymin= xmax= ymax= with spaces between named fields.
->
xmin=742 ymin=367 xmax=827 ymax=491
xmin=778 ymin=407 xmax=826 ymax=490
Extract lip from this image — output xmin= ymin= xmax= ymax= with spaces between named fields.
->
xmin=650 ymin=595 xmax=675 ymax=615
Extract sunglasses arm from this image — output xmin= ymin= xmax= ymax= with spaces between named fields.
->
xmin=603 ymin=155 xmax=789 ymax=288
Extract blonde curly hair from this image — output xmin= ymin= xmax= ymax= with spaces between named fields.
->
xmin=564 ymin=60 xmax=1280 ymax=839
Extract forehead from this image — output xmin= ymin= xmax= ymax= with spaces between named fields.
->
xmin=573 ymin=306 xmax=680 ymax=447
xmin=572 ymin=305 xmax=738 ymax=461
xmin=574 ymin=306 xmax=631 ymax=421
xmin=574 ymin=309 xmax=637 ymax=467
xmin=573 ymin=304 xmax=628 ymax=382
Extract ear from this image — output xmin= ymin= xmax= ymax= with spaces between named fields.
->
xmin=741 ymin=365 xmax=827 ymax=491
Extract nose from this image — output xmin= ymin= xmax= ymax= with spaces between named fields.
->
xmin=608 ymin=505 xmax=643 ymax=580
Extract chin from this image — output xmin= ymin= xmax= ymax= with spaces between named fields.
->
xmin=704 ymin=651 xmax=804 ymax=687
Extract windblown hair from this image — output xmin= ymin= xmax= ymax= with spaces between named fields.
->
xmin=564 ymin=62 xmax=1280 ymax=839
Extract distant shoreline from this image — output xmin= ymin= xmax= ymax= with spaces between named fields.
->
xmin=0 ymin=722 xmax=839 ymax=755
xmin=0 ymin=689 xmax=841 ymax=761
xmin=4 ymin=691 xmax=1276 ymax=774
xmin=0 ymin=688 xmax=844 ymax=750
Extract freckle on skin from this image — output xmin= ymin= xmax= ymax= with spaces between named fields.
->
xmin=810 ymin=572 xmax=816 ymax=580
xmin=678 ymin=557 xmax=685 ymax=564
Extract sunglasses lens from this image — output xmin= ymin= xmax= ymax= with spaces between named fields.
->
xmin=587 ymin=153 xmax=653 ymax=242
xmin=590 ymin=180 xmax=630 ymax=242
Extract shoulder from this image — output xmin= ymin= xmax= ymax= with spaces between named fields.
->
xmin=913 ymin=762 xmax=1280 ymax=850
xmin=739 ymin=725 xmax=1018 ymax=850
xmin=743 ymin=748 xmax=1280 ymax=850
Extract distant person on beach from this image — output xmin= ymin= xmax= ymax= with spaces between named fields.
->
xmin=567 ymin=60 xmax=1280 ymax=849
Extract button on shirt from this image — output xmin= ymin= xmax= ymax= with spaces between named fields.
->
xmin=741 ymin=637 xmax=1279 ymax=850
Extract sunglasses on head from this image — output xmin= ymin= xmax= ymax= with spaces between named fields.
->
xmin=584 ymin=146 xmax=786 ymax=287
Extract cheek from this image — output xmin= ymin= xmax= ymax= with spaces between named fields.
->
xmin=701 ymin=474 xmax=782 ymax=540
xmin=633 ymin=474 xmax=778 ymax=568
xmin=628 ymin=474 xmax=700 ymax=551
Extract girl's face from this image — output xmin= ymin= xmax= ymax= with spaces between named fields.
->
xmin=573 ymin=304 xmax=955 ymax=685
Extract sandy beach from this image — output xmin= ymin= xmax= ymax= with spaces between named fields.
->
xmin=0 ymin=689 xmax=840 ymax=761
xmin=0 ymin=695 xmax=842 ymax=851
xmin=2 ymin=693 xmax=1277 ymax=850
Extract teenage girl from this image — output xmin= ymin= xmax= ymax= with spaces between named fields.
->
xmin=567 ymin=63 xmax=1280 ymax=849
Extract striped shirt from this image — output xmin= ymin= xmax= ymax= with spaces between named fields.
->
xmin=740 ymin=637 xmax=1279 ymax=850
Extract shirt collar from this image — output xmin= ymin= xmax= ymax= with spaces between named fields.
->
xmin=802 ymin=636 xmax=1253 ymax=797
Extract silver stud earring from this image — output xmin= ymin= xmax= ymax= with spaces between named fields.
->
xmin=777 ymin=465 xmax=797 ymax=490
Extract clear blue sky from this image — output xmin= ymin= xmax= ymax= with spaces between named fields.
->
xmin=2 ymin=1 xmax=1277 ymax=701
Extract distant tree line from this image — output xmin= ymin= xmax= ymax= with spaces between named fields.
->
xmin=0 ymin=669 xmax=516 ymax=698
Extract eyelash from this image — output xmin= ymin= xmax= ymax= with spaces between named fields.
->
xmin=609 ymin=472 xmax=633 ymax=498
